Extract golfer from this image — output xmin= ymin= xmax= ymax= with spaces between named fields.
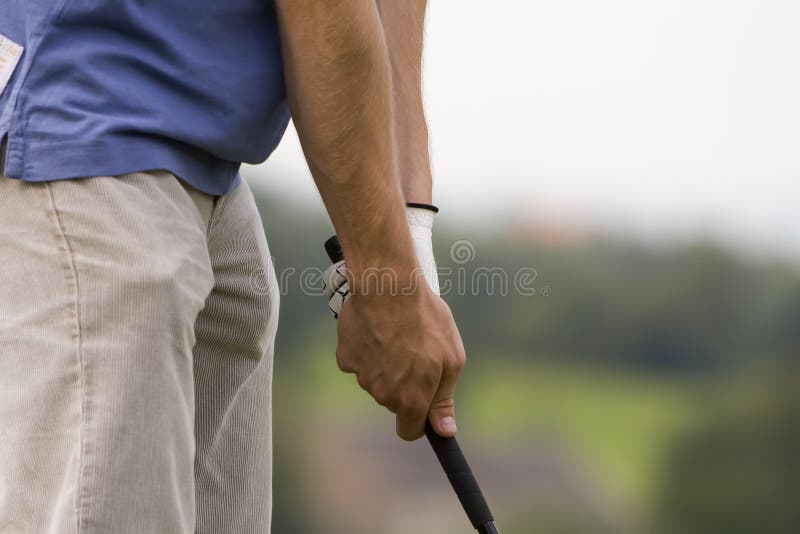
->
xmin=0 ymin=1 xmax=466 ymax=532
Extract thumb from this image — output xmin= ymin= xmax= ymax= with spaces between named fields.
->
xmin=427 ymin=366 xmax=459 ymax=438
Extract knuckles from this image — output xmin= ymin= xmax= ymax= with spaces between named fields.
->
xmin=355 ymin=372 xmax=371 ymax=393
xmin=450 ymin=349 xmax=467 ymax=372
xmin=370 ymin=384 xmax=394 ymax=409
xmin=355 ymin=374 xmax=397 ymax=410
xmin=336 ymin=351 xmax=355 ymax=373
xmin=397 ymin=390 xmax=427 ymax=414
xmin=355 ymin=371 xmax=433 ymax=416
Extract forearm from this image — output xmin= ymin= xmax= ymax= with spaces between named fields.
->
xmin=278 ymin=2 xmax=464 ymax=442
xmin=275 ymin=0 xmax=416 ymax=279
xmin=377 ymin=0 xmax=433 ymax=204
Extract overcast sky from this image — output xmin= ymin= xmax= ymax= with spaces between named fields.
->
xmin=245 ymin=0 xmax=800 ymax=262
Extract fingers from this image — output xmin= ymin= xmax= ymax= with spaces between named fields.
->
xmin=340 ymin=349 xmax=465 ymax=440
xmin=334 ymin=293 xmax=466 ymax=442
xmin=335 ymin=301 xmax=356 ymax=373
xmin=427 ymin=352 xmax=465 ymax=438
xmin=335 ymin=340 xmax=356 ymax=374
xmin=349 ymin=368 xmax=433 ymax=439
xmin=395 ymin=392 xmax=431 ymax=441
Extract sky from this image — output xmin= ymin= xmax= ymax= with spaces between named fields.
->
xmin=245 ymin=0 xmax=800 ymax=263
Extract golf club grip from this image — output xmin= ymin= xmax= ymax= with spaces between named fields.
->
xmin=324 ymin=235 xmax=345 ymax=263
xmin=425 ymin=421 xmax=495 ymax=530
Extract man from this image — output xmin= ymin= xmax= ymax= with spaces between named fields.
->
xmin=0 ymin=1 xmax=466 ymax=532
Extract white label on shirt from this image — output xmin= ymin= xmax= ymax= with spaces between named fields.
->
xmin=0 ymin=34 xmax=23 ymax=96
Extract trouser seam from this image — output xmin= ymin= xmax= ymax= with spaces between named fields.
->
xmin=206 ymin=194 xmax=225 ymax=237
xmin=45 ymin=182 xmax=87 ymax=532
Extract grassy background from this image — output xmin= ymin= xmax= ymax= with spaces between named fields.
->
xmin=253 ymin=186 xmax=800 ymax=533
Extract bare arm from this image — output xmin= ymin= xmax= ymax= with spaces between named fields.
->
xmin=275 ymin=0 xmax=465 ymax=440
xmin=376 ymin=0 xmax=433 ymax=204
xmin=276 ymin=0 xmax=413 ymax=274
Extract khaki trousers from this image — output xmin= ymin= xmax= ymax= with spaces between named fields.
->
xmin=0 ymin=171 xmax=278 ymax=533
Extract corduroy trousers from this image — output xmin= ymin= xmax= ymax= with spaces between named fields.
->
xmin=0 ymin=171 xmax=277 ymax=533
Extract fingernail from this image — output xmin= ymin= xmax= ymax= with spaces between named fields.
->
xmin=441 ymin=416 xmax=457 ymax=433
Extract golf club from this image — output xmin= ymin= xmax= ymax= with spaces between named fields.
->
xmin=324 ymin=235 xmax=499 ymax=534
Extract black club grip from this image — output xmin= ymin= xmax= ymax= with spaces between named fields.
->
xmin=324 ymin=235 xmax=345 ymax=263
xmin=425 ymin=421 xmax=496 ymax=532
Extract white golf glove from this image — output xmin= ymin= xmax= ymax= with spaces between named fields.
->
xmin=323 ymin=204 xmax=440 ymax=317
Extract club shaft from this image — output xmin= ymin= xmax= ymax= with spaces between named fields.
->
xmin=424 ymin=422 xmax=496 ymax=531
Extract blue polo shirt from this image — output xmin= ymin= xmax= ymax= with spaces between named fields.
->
xmin=0 ymin=1 xmax=290 ymax=195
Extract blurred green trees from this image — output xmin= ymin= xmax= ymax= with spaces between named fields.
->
xmin=253 ymin=190 xmax=800 ymax=533
xmin=657 ymin=366 xmax=800 ymax=534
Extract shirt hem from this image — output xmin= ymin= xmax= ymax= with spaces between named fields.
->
xmin=6 ymin=134 xmax=242 ymax=196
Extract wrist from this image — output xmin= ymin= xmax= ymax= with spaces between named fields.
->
xmin=322 ymin=203 xmax=441 ymax=317
xmin=336 ymin=196 xmax=417 ymax=275
xmin=344 ymin=233 xmax=419 ymax=298
xmin=348 ymin=204 xmax=439 ymax=296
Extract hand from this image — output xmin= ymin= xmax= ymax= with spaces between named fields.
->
xmin=336 ymin=282 xmax=466 ymax=440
